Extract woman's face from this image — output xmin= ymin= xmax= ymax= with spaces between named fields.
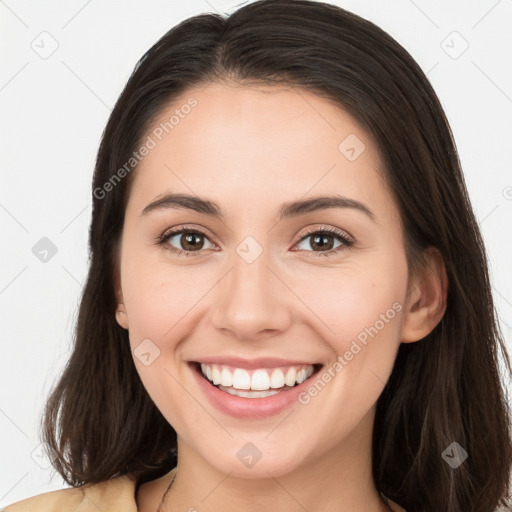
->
xmin=115 ymin=81 xmax=411 ymax=478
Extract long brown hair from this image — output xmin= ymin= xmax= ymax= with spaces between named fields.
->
xmin=40 ymin=1 xmax=512 ymax=510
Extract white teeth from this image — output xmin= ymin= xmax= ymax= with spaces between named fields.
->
xmin=199 ymin=363 xmax=315 ymax=392
xmin=212 ymin=366 xmax=221 ymax=385
xmin=218 ymin=385 xmax=282 ymax=398
xmin=284 ymin=368 xmax=297 ymax=387
xmin=270 ymin=369 xmax=285 ymax=388
xmin=201 ymin=363 xmax=213 ymax=382
xmin=220 ymin=368 xmax=233 ymax=387
xmin=251 ymin=369 xmax=270 ymax=390
xmin=233 ymin=368 xmax=251 ymax=390
xmin=296 ymin=368 xmax=307 ymax=384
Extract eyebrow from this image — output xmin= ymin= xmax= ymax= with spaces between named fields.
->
xmin=141 ymin=193 xmax=375 ymax=222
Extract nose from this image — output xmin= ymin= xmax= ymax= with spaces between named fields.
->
xmin=210 ymin=247 xmax=292 ymax=342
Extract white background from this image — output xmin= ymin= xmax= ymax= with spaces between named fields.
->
xmin=1 ymin=0 xmax=511 ymax=506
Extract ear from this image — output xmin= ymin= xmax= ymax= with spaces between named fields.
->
xmin=114 ymin=264 xmax=129 ymax=330
xmin=401 ymin=247 xmax=448 ymax=343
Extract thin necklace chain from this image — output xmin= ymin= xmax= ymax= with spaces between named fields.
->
xmin=380 ymin=491 xmax=394 ymax=511
xmin=157 ymin=473 xmax=393 ymax=512
xmin=156 ymin=473 xmax=176 ymax=512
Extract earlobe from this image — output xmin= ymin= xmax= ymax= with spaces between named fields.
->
xmin=115 ymin=301 xmax=129 ymax=330
xmin=401 ymin=247 xmax=448 ymax=343
xmin=114 ymin=266 xmax=129 ymax=330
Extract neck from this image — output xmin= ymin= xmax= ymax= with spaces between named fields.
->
xmin=150 ymin=411 xmax=392 ymax=512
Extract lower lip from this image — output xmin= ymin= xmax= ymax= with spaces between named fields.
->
xmin=190 ymin=363 xmax=320 ymax=419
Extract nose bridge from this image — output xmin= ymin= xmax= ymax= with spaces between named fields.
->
xmin=210 ymin=235 xmax=291 ymax=340
xmin=230 ymin=239 xmax=272 ymax=301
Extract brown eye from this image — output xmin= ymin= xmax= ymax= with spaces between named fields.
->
xmin=157 ymin=226 xmax=353 ymax=258
xmin=158 ymin=228 xmax=215 ymax=256
xmin=294 ymin=227 xmax=353 ymax=256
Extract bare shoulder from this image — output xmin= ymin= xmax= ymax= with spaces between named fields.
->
xmin=2 ymin=474 xmax=137 ymax=512
xmin=1 ymin=485 xmax=85 ymax=512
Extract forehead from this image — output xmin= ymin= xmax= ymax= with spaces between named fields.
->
xmin=127 ymin=81 xmax=394 ymax=220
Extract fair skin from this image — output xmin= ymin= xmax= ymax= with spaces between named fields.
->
xmin=115 ymin=81 xmax=446 ymax=512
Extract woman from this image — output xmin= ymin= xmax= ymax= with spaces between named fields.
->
xmin=3 ymin=1 xmax=511 ymax=511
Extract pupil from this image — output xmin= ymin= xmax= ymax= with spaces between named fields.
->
xmin=183 ymin=233 xmax=202 ymax=250
xmin=312 ymin=234 xmax=334 ymax=251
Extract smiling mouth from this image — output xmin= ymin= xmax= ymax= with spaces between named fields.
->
xmin=192 ymin=362 xmax=322 ymax=398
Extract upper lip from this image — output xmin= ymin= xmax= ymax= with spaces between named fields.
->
xmin=190 ymin=356 xmax=320 ymax=370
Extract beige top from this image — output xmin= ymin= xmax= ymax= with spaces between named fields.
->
xmin=2 ymin=468 xmax=406 ymax=511
xmin=1 ymin=469 xmax=178 ymax=512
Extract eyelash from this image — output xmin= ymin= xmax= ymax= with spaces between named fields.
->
xmin=155 ymin=225 xmax=354 ymax=258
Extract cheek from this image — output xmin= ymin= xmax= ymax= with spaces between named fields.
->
xmin=121 ymin=264 xmax=205 ymax=426
xmin=288 ymin=258 xmax=407 ymax=352
xmin=121 ymin=251 xmax=205 ymax=341
xmin=122 ymin=252 xmax=407 ymax=354
xmin=294 ymin=268 xmax=406 ymax=441
xmin=334 ymin=278 xmax=404 ymax=347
